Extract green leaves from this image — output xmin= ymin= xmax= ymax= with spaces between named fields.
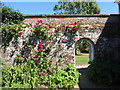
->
xmin=1 ymin=24 xmax=23 ymax=49
xmin=1 ymin=16 xmax=84 ymax=89
xmin=40 ymin=64 xmax=80 ymax=89
xmin=2 ymin=60 xmax=40 ymax=88
xmin=88 ymin=60 xmax=120 ymax=85
xmin=53 ymin=0 xmax=100 ymax=14
xmin=2 ymin=6 xmax=24 ymax=24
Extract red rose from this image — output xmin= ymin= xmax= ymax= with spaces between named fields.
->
xmin=19 ymin=32 xmax=23 ymax=34
xmin=34 ymin=25 xmax=37 ymax=28
xmin=71 ymin=24 xmax=75 ymax=25
xmin=61 ymin=39 xmax=65 ymax=43
xmin=39 ymin=43 xmax=43 ymax=46
xmin=53 ymin=47 xmax=55 ymax=48
xmin=29 ymin=24 xmax=32 ymax=27
xmin=38 ymin=46 xmax=43 ymax=49
xmin=74 ymin=22 xmax=77 ymax=24
xmin=74 ymin=38 xmax=78 ymax=40
xmin=36 ymin=22 xmax=39 ymax=25
xmin=37 ymin=20 xmax=42 ymax=23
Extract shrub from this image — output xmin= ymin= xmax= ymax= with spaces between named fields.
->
xmin=2 ymin=61 xmax=40 ymax=88
xmin=1 ymin=19 xmax=83 ymax=88
xmin=40 ymin=64 xmax=80 ymax=89
xmin=2 ymin=63 xmax=80 ymax=89
xmin=2 ymin=6 xmax=24 ymax=24
xmin=0 ymin=24 xmax=24 ymax=49
xmin=88 ymin=59 xmax=120 ymax=85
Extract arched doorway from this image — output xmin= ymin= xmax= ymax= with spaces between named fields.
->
xmin=74 ymin=38 xmax=94 ymax=67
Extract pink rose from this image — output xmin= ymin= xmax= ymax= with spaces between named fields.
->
xmin=33 ymin=44 xmax=36 ymax=46
xmin=60 ymin=25 xmax=65 ymax=27
xmin=26 ymin=54 xmax=30 ymax=57
xmin=7 ymin=26 xmax=11 ymax=28
xmin=33 ymin=50 xmax=37 ymax=52
xmin=44 ymin=41 xmax=49 ymax=43
xmin=38 ymin=49 xmax=43 ymax=52
xmin=57 ymin=26 xmax=61 ymax=28
xmin=73 ymin=28 xmax=77 ymax=30
xmin=9 ymin=30 xmax=13 ymax=32
xmin=66 ymin=25 xmax=70 ymax=28
xmin=39 ymin=72 xmax=45 ymax=75
xmin=49 ymin=25 xmax=53 ymax=28
xmin=28 ymin=48 xmax=31 ymax=50
xmin=33 ymin=58 xmax=39 ymax=61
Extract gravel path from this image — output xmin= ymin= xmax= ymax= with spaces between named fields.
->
xmin=76 ymin=64 xmax=119 ymax=89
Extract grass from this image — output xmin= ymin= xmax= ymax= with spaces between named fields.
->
xmin=75 ymin=53 xmax=89 ymax=65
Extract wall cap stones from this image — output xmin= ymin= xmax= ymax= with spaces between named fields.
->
xmin=24 ymin=14 xmax=117 ymax=18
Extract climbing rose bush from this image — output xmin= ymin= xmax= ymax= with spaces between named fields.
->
xmin=1 ymin=19 xmax=83 ymax=88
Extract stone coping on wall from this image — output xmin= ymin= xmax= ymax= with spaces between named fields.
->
xmin=24 ymin=14 xmax=120 ymax=18
xmin=23 ymin=14 xmax=120 ymax=24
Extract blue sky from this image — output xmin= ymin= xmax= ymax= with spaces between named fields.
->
xmin=3 ymin=2 xmax=119 ymax=15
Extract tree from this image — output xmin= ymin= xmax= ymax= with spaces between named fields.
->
xmin=53 ymin=0 xmax=100 ymax=14
xmin=75 ymin=40 xmax=89 ymax=55
xmin=1 ymin=3 xmax=24 ymax=24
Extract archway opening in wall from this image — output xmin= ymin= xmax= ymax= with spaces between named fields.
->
xmin=75 ymin=38 xmax=94 ymax=68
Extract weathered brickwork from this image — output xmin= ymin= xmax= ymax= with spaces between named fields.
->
xmin=1 ymin=14 xmax=120 ymax=64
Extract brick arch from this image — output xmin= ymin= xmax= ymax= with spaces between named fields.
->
xmin=74 ymin=38 xmax=94 ymax=65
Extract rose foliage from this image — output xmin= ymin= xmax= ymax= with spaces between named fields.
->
xmin=1 ymin=19 xmax=83 ymax=88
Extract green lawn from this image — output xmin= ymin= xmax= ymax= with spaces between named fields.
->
xmin=75 ymin=53 xmax=89 ymax=65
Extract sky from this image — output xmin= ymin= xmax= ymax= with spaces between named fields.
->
xmin=2 ymin=1 xmax=119 ymax=15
